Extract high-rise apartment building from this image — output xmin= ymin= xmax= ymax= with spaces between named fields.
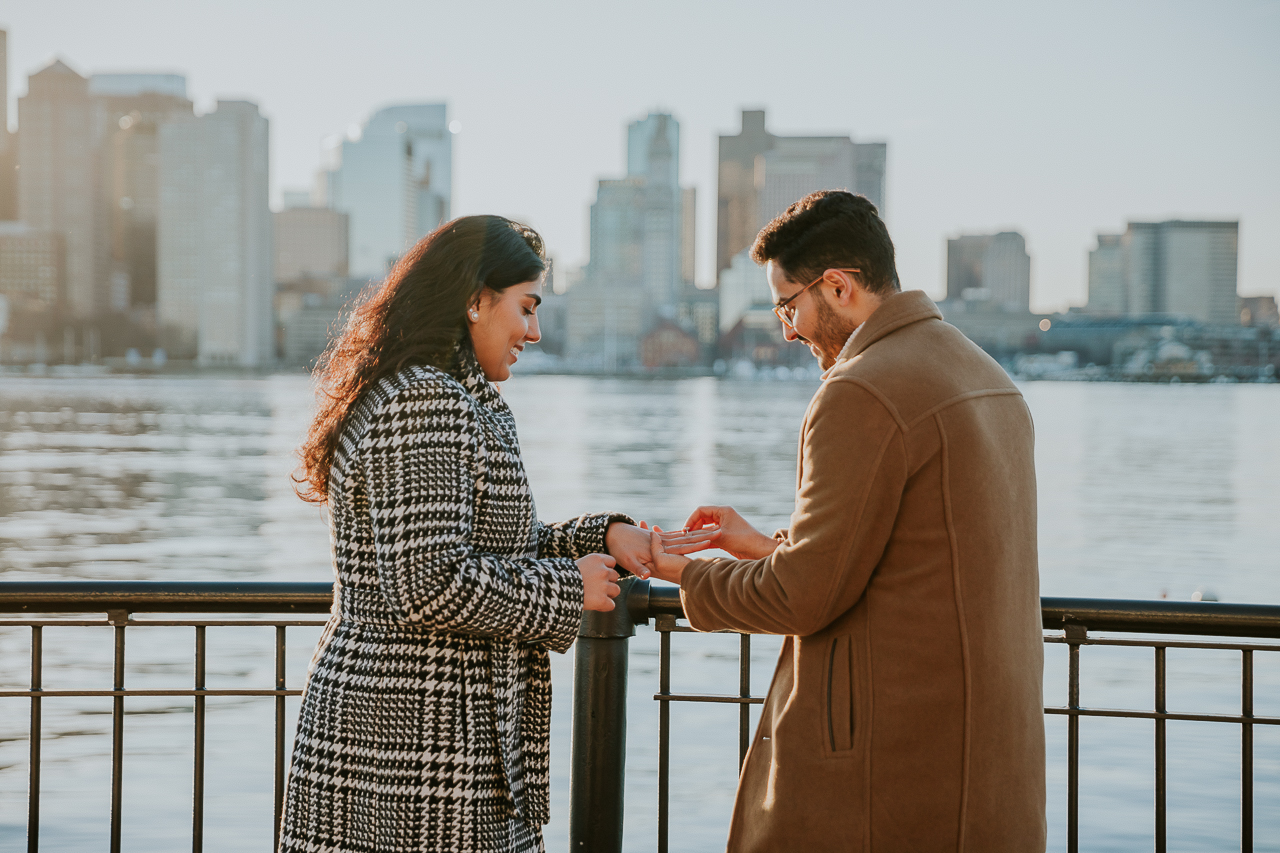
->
xmin=0 ymin=30 xmax=17 ymax=221
xmin=945 ymin=231 xmax=1031 ymax=312
xmin=274 ymin=201 xmax=349 ymax=284
xmin=1086 ymin=234 xmax=1125 ymax=315
xmin=1125 ymin=221 xmax=1238 ymax=325
xmin=157 ymin=100 xmax=272 ymax=366
xmin=716 ymin=109 xmax=886 ymax=275
xmin=0 ymin=222 xmax=64 ymax=314
xmin=1086 ymin=220 xmax=1239 ymax=325
xmin=89 ymin=74 xmax=193 ymax=315
xmin=329 ymin=104 xmax=451 ymax=279
xmin=567 ymin=113 xmax=694 ymax=368
xmin=17 ymin=60 xmax=94 ymax=319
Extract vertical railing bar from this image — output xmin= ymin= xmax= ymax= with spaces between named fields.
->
xmin=1067 ymin=634 xmax=1081 ymax=853
xmin=27 ymin=626 xmax=42 ymax=853
xmin=657 ymin=626 xmax=671 ymax=853
xmin=192 ymin=625 xmax=206 ymax=853
xmin=738 ymin=634 xmax=751 ymax=770
xmin=1155 ymin=646 xmax=1166 ymax=853
xmin=274 ymin=626 xmax=287 ymax=851
xmin=110 ymin=617 xmax=126 ymax=853
xmin=1242 ymin=649 xmax=1253 ymax=853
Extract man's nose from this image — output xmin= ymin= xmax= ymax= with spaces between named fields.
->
xmin=781 ymin=321 xmax=799 ymax=342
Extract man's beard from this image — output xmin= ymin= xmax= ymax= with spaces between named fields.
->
xmin=802 ymin=293 xmax=859 ymax=370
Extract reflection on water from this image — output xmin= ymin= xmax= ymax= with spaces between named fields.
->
xmin=1 ymin=374 xmax=1278 ymax=851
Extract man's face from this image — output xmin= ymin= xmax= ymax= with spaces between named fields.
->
xmin=767 ymin=262 xmax=859 ymax=371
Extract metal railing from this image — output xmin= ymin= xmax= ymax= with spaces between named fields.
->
xmin=2 ymin=580 xmax=1279 ymax=852
xmin=0 ymin=581 xmax=332 ymax=853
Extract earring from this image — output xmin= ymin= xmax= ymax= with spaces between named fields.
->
xmin=469 ymin=310 xmax=479 ymax=321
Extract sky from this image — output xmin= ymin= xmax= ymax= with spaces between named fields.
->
xmin=4 ymin=0 xmax=1278 ymax=312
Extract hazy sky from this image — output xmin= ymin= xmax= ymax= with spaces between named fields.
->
xmin=5 ymin=0 xmax=1278 ymax=310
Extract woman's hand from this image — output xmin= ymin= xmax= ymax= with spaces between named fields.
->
xmin=647 ymin=526 xmax=693 ymax=585
xmin=682 ymin=506 xmax=778 ymax=561
xmin=577 ymin=554 xmax=622 ymax=611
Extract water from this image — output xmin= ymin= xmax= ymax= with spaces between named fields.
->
xmin=0 ymin=374 xmax=1277 ymax=851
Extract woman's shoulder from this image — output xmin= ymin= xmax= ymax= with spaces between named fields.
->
xmin=355 ymin=365 xmax=478 ymax=432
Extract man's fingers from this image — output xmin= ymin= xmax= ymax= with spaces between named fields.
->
xmin=664 ymin=541 xmax=715 ymax=555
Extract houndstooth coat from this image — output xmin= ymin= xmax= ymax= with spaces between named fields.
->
xmin=280 ymin=347 xmax=631 ymax=853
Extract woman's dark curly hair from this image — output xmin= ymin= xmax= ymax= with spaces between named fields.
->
xmin=296 ymin=215 xmax=546 ymax=503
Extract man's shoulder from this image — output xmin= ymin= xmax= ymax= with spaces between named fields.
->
xmin=825 ymin=316 xmax=1019 ymax=429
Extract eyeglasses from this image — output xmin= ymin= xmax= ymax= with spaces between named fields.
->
xmin=771 ymin=268 xmax=862 ymax=326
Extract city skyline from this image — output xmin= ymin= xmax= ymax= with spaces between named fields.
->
xmin=2 ymin=0 xmax=1277 ymax=314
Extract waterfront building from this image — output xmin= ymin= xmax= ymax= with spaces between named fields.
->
xmin=17 ymin=60 xmax=95 ymax=319
xmin=1123 ymin=220 xmax=1238 ymax=326
xmin=1085 ymin=220 xmax=1239 ymax=326
xmin=88 ymin=74 xmax=193 ymax=317
xmin=327 ymin=104 xmax=451 ymax=279
xmin=945 ymin=231 xmax=1031 ymax=312
xmin=718 ymin=248 xmax=770 ymax=334
xmin=716 ymin=109 xmax=886 ymax=275
xmin=0 ymin=222 xmax=63 ymax=315
xmin=274 ymin=200 xmax=349 ymax=283
xmin=1087 ymin=233 xmax=1125 ymax=315
xmin=0 ymin=31 xmax=17 ymax=221
xmin=157 ymin=101 xmax=272 ymax=366
xmin=1239 ymin=295 xmax=1278 ymax=328
xmin=567 ymin=112 xmax=695 ymax=368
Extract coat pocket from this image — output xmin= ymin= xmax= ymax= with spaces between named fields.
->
xmin=826 ymin=635 xmax=854 ymax=752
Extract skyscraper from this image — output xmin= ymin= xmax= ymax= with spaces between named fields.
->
xmin=945 ymin=231 xmax=1031 ymax=312
xmin=1086 ymin=234 xmax=1125 ymax=315
xmin=1120 ymin=221 xmax=1238 ymax=325
xmin=567 ymin=113 xmax=692 ymax=368
xmin=89 ymin=74 xmax=193 ymax=315
xmin=329 ymin=105 xmax=451 ymax=279
xmin=0 ymin=30 xmax=17 ymax=221
xmin=716 ymin=109 xmax=886 ymax=276
xmin=157 ymin=101 xmax=272 ymax=366
xmin=17 ymin=60 xmax=94 ymax=318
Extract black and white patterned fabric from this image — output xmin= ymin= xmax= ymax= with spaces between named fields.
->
xmin=280 ymin=346 xmax=631 ymax=853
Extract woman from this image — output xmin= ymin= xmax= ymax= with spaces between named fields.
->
xmin=281 ymin=216 xmax=711 ymax=852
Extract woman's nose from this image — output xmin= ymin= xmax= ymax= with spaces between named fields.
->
xmin=526 ymin=315 xmax=542 ymax=344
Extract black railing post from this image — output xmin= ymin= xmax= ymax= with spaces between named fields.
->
xmin=568 ymin=577 xmax=651 ymax=853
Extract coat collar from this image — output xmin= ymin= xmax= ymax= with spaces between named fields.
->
xmin=827 ymin=290 xmax=942 ymax=373
xmin=450 ymin=341 xmax=505 ymax=409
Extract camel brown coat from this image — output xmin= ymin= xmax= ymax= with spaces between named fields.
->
xmin=681 ymin=290 xmax=1045 ymax=852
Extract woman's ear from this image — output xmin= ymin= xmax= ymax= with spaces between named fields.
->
xmin=466 ymin=293 xmax=482 ymax=323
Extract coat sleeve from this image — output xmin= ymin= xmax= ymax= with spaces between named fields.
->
xmin=535 ymin=512 xmax=637 ymax=561
xmin=360 ymin=378 xmax=584 ymax=652
xmin=679 ymin=379 xmax=906 ymax=637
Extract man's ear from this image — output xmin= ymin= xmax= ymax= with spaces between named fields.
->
xmin=830 ymin=271 xmax=856 ymax=307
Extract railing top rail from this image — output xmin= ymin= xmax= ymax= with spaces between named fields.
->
xmin=642 ymin=583 xmax=1280 ymax=639
xmin=0 ymin=581 xmax=335 ymax=614
xmin=0 ymin=582 xmax=1279 ymax=637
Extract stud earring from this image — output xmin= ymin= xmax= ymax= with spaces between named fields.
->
xmin=469 ymin=310 xmax=479 ymax=321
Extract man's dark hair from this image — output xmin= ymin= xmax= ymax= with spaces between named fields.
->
xmin=751 ymin=190 xmax=900 ymax=296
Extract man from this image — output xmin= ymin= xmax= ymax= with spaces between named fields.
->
xmin=650 ymin=190 xmax=1046 ymax=851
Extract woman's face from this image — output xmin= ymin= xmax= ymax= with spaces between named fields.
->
xmin=467 ymin=278 xmax=543 ymax=382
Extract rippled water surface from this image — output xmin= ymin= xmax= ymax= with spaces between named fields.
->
xmin=1 ymin=374 xmax=1277 ymax=851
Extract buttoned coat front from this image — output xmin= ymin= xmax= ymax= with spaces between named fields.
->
xmin=280 ymin=350 xmax=629 ymax=853
xmin=680 ymin=291 xmax=1046 ymax=852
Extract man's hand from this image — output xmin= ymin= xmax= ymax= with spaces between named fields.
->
xmin=683 ymin=506 xmax=779 ymax=561
xmin=577 ymin=554 xmax=621 ymax=611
